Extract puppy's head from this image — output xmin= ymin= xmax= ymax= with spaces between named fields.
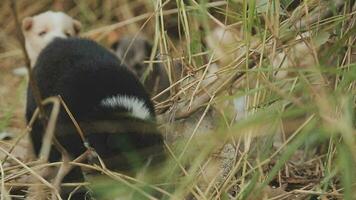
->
xmin=22 ymin=11 xmax=81 ymax=66
xmin=112 ymin=37 xmax=152 ymax=78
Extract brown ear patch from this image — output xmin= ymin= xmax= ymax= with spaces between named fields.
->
xmin=22 ymin=17 xmax=33 ymax=32
xmin=73 ymin=20 xmax=82 ymax=35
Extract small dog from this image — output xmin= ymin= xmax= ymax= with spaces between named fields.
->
xmin=111 ymin=36 xmax=171 ymax=102
xmin=22 ymin=11 xmax=81 ymax=66
xmin=23 ymin=12 xmax=164 ymax=199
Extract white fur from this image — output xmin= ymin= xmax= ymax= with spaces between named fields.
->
xmin=12 ymin=66 xmax=28 ymax=76
xmin=0 ymin=131 xmax=13 ymax=140
xmin=234 ymin=96 xmax=247 ymax=121
xmin=100 ymin=95 xmax=151 ymax=120
xmin=23 ymin=11 xmax=81 ymax=66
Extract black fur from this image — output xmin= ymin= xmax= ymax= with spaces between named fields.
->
xmin=26 ymin=38 xmax=164 ymax=199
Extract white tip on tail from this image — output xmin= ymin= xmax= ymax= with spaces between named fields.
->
xmin=100 ymin=95 xmax=151 ymax=119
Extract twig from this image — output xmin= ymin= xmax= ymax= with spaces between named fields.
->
xmin=39 ymin=97 xmax=60 ymax=161
xmin=51 ymin=151 xmax=89 ymax=200
xmin=0 ymin=146 xmax=61 ymax=199
xmin=8 ymin=0 xmax=46 ymax=118
xmin=58 ymin=96 xmax=87 ymax=147
xmin=0 ymin=161 xmax=11 ymax=200
xmin=292 ymin=189 xmax=343 ymax=197
xmin=0 ymin=105 xmax=41 ymax=166
xmin=67 ymin=185 xmax=84 ymax=200
xmin=174 ymin=70 xmax=244 ymax=119
xmin=25 ymin=97 xmax=64 ymax=200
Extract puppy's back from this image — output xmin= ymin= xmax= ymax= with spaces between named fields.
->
xmin=28 ymin=38 xmax=155 ymax=121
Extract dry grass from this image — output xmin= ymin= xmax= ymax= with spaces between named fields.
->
xmin=0 ymin=0 xmax=355 ymax=199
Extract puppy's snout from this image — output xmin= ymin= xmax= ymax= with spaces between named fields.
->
xmin=56 ymin=33 xmax=67 ymax=39
xmin=49 ymin=32 xmax=67 ymax=39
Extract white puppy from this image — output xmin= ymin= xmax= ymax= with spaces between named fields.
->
xmin=22 ymin=11 xmax=81 ymax=66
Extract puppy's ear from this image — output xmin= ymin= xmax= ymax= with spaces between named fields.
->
xmin=22 ymin=17 xmax=33 ymax=32
xmin=73 ymin=20 xmax=82 ymax=35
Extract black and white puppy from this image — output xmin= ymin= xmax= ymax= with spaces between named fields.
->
xmin=26 ymin=37 xmax=164 ymax=198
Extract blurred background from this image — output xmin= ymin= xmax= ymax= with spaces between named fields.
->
xmin=0 ymin=0 xmax=356 ymax=199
